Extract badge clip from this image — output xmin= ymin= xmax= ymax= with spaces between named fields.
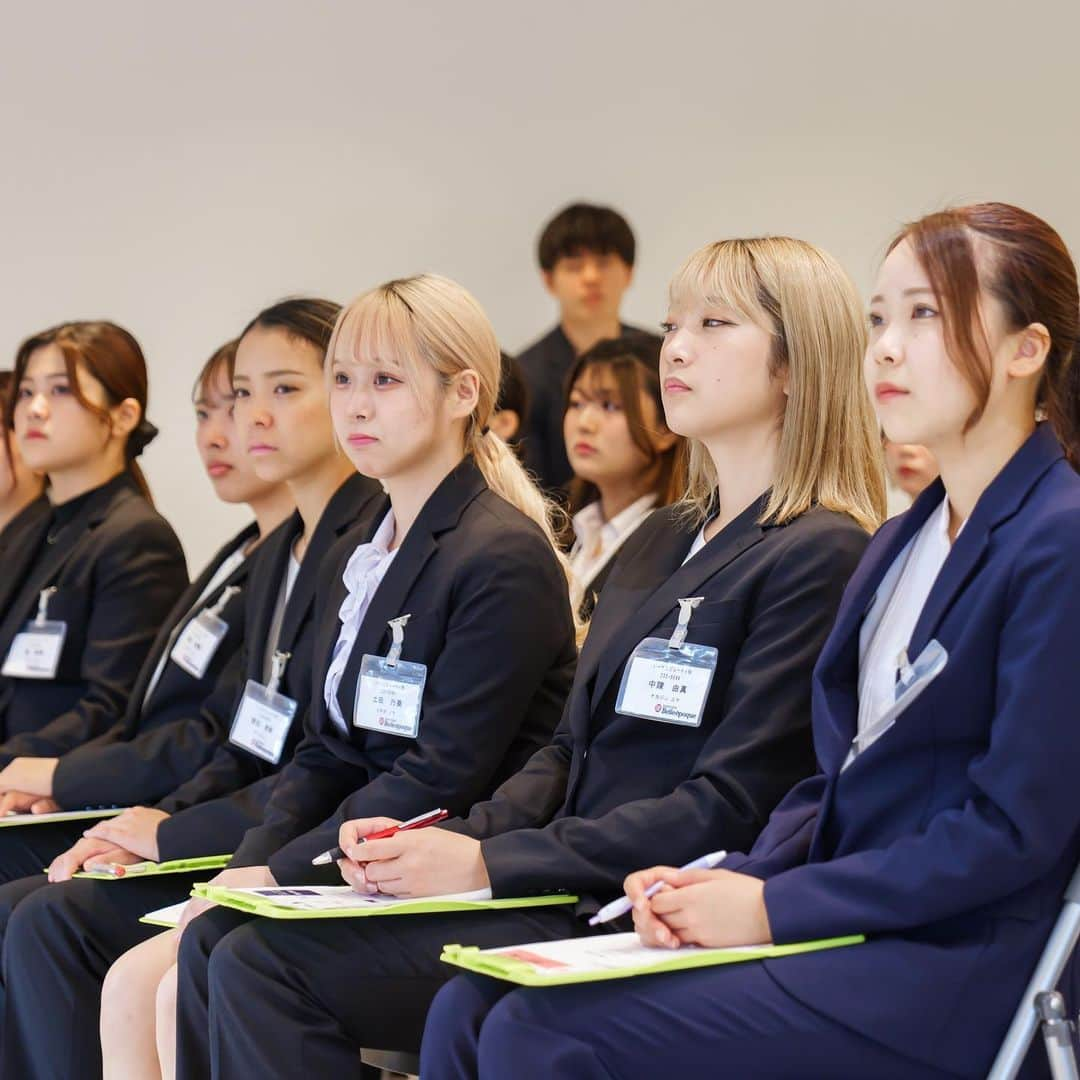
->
xmin=268 ymin=650 xmax=291 ymax=695
xmin=207 ymin=585 xmax=241 ymax=620
xmin=668 ymin=597 xmax=705 ymax=650
xmin=386 ymin=615 xmax=411 ymax=668
xmin=35 ymin=587 xmax=58 ymax=627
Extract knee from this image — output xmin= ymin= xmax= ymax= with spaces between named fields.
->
xmin=4 ymin=884 xmax=64 ymax=969
xmin=205 ymin=924 xmax=263 ymax=999
xmin=101 ymin=949 xmax=154 ymax=1035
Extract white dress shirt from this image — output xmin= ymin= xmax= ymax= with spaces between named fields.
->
xmin=262 ymin=553 xmax=301 ymax=684
xmin=569 ymin=494 xmax=656 ymax=609
xmin=857 ymin=497 xmax=958 ymax=749
xmin=325 ymin=511 xmax=398 ymax=731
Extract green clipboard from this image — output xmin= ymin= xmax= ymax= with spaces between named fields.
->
xmin=76 ymin=854 xmax=233 ymax=880
xmin=192 ymin=883 xmax=578 ymax=920
xmin=440 ymin=931 xmax=865 ymax=986
xmin=0 ymin=807 xmax=124 ymax=828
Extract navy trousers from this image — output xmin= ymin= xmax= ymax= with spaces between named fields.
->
xmin=421 ymin=965 xmax=967 ymax=1080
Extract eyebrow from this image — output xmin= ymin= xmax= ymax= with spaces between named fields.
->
xmin=869 ymin=286 xmax=936 ymax=304
xmin=231 ymin=368 xmax=307 ymax=381
xmin=19 ymin=372 xmax=68 ymax=383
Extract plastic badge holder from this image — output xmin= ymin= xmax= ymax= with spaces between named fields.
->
xmin=354 ymin=615 xmax=427 ymax=739
xmin=170 ymin=585 xmax=241 ymax=678
xmin=1 ymin=588 xmax=67 ymax=680
xmin=615 ymin=597 xmax=718 ymax=728
xmin=228 ymin=650 xmax=296 ymax=764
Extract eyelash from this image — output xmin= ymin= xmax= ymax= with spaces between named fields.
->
xmin=660 ymin=318 xmax=733 ymax=333
xmin=333 ymin=372 xmax=401 ymax=388
xmin=868 ymin=304 xmax=940 ymax=329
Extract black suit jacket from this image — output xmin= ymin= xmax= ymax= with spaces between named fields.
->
xmin=518 ymin=323 xmax=659 ymax=493
xmin=443 ymin=498 xmax=870 ymax=911
xmin=227 ymin=457 xmax=578 ymax=884
xmin=0 ymin=495 xmax=50 ymax=570
xmin=155 ymin=473 xmax=384 ymax=861
xmin=0 ymin=473 xmax=188 ymax=757
xmin=51 ymin=523 xmax=260 ymax=808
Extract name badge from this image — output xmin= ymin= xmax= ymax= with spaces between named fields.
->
xmin=615 ymin=597 xmax=718 ymax=728
xmin=169 ymin=586 xmax=240 ymax=679
xmin=229 ymin=650 xmax=296 ymax=764
xmin=1 ymin=588 xmax=67 ymax=681
xmin=354 ymin=615 xmax=427 ymax=739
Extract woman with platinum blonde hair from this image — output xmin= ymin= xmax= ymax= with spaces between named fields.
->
xmin=157 ymin=239 xmax=882 ymax=1080
xmin=97 ymin=274 xmax=577 ymax=1080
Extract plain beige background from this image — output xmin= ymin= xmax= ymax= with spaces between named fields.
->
xmin=2 ymin=0 xmax=1078 ymax=569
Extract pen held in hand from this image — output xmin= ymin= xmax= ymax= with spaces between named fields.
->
xmin=587 ymin=850 xmax=728 ymax=927
xmin=310 ymin=808 xmax=449 ymax=866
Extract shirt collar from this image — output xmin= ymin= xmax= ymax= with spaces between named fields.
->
xmin=573 ymin=493 xmax=657 ymax=546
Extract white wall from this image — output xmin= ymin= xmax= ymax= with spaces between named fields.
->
xmin=3 ymin=0 xmax=1077 ymax=570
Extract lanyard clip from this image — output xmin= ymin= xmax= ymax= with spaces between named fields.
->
xmin=208 ymin=585 xmax=241 ymax=619
xmin=386 ymin=614 xmax=411 ymax=668
xmin=668 ymin=596 xmax=704 ymax=650
xmin=35 ymin=587 xmax=58 ymax=626
xmin=268 ymin=650 xmax=291 ymax=695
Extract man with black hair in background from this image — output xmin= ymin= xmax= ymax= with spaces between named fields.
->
xmin=519 ymin=202 xmax=658 ymax=495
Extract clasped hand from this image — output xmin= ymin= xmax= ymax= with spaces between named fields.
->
xmin=624 ymin=866 xmax=773 ymax=950
xmin=335 ymin=817 xmax=489 ymax=898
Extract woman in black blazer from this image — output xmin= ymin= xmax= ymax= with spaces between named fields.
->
xmin=0 ymin=322 xmax=188 ymax=754
xmin=0 ymin=370 xmax=47 ymax=560
xmin=0 ymin=338 xmax=294 ymax=881
xmin=79 ymin=274 xmax=581 ymax=1080
xmin=152 ymin=242 xmax=883 ymax=1078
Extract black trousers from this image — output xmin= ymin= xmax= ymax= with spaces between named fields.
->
xmin=175 ymin=903 xmax=591 ymax=1080
xmin=0 ymin=819 xmax=86 ymax=885
xmin=1 ymin=873 xmax=203 ymax=1080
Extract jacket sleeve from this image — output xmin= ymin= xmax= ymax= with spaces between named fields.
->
xmin=156 ymin=773 xmax=281 ymax=861
xmin=763 ymin=515 xmax=1080 ymax=943
xmin=478 ymin=526 xmax=866 ymax=899
xmin=0 ymin=519 xmax=188 ymax=765
xmin=265 ymin=536 xmax=575 ymax=883
xmin=720 ymin=773 xmax=826 ymax=878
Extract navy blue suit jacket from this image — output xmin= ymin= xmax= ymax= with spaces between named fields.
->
xmin=726 ymin=425 xmax=1080 ymax=1076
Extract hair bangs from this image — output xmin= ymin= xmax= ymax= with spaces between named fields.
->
xmin=668 ymin=241 xmax=771 ymax=329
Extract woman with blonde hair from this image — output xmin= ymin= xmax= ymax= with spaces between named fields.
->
xmin=86 ymin=274 xmax=577 ymax=1080
xmin=169 ymin=239 xmax=883 ymax=1079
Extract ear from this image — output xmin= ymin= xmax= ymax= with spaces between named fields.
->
xmin=1007 ymin=322 xmax=1051 ymax=380
xmin=109 ymin=397 xmax=141 ymax=440
xmin=447 ymin=369 xmax=481 ymax=421
xmin=541 ymin=269 xmax=557 ymax=297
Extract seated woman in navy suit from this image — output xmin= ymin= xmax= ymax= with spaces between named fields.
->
xmin=421 ymin=202 xmax=1080 ymax=1079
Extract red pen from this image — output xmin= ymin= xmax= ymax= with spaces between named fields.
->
xmin=310 ymin=808 xmax=449 ymax=866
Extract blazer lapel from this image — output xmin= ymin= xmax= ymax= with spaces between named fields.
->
xmin=0 ymin=499 xmax=51 ymax=620
xmin=907 ymin=423 xmax=1064 ymax=658
xmin=587 ymin=497 xmax=771 ymax=712
xmin=126 ymin=523 xmax=259 ymax=721
xmin=275 ymin=474 xmax=385 ymax=658
xmin=336 ymin=459 xmax=487 ymax=713
xmin=0 ymin=480 xmax=139 ymax=657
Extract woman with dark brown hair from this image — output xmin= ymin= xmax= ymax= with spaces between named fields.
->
xmin=562 ymin=333 xmax=684 ymax=618
xmin=0 ymin=321 xmax=188 ymax=758
xmin=0 ymin=370 xmax=47 ymax=556
xmin=419 ymin=202 xmax=1080 ymax=1079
